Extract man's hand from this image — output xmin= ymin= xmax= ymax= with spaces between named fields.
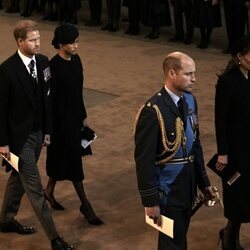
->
xmin=43 ymin=134 xmax=51 ymax=147
xmin=145 ymin=206 xmax=161 ymax=226
xmin=201 ymin=186 xmax=216 ymax=201
xmin=216 ymin=154 xmax=228 ymax=171
xmin=83 ymin=118 xmax=88 ymax=127
xmin=0 ymin=145 xmax=10 ymax=160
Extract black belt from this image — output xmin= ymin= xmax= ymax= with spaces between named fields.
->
xmin=166 ymin=155 xmax=194 ymax=165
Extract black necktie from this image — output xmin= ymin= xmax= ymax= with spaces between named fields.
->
xmin=28 ymin=59 xmax=37 ymax=90
xmin=177 ymin=97 xmax=186 ymax=128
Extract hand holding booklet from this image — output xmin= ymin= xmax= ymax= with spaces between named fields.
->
xmin=207 ymin=154 xmax=241 ymax=185
xmin=81 ymin=126 xmax=97 ymax=149
xmin=1 ymin=152 xmax=19 ymax=172
xmin=145 ymin=211 xmax=174 ymax=238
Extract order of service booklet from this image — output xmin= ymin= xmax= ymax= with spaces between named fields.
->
xmin=145 ymin=212 xmax=174 ymax=238
xmin=1 ymin=152 xmax=19 ymax=172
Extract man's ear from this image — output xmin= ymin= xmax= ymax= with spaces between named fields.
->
xmin=169 ymin=69 xmax=176 ymax=80
xmin=17 ymin=38 xmax=23 ymax=47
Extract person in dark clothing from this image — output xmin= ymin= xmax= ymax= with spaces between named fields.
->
xmin=85 ymin=0 xmax=102 ymax=26
xmin=134 ymin=52 xmax=215 ymax=249
xmin=215 ymin=35 xmax=250 ymax=250
xmin=5 ymin=0 xmax=20 ymax=13
xmin=45 ymin=23 xmax=103 ymax=226
xmin=101 ymin=0 xmax=121 ymax=32
xmin=42 ymin=0 xmax=59 ymax=21
xmin=58 ymin=0 xmax=81 ymax=24
xmin=124 ymin=0 xmax=141 ymax=35
xmin=169 ymin=0 xmax=193 ymax=44
xmin=141 ymin=0 xmax=172 ymax=39
xmin=193 ymin=0 xmax=221 ymax=49
xmin=21 ymin=0 xmax=39 ymax=17
xmin=0 ymin=19 xmax=73 ymax=250
xmin=222 ymin=0 xmax=249 ymax=53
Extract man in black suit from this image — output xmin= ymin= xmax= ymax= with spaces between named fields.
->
xmin=134 ymin=52 xmax=215 ymax=249
xmin=0 ymin=20 xmax=73 ymax=250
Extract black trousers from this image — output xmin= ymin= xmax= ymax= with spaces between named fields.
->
xmin=88 ymin=0 xmax=102 ymax=22
xmin=158 ymin=208 xmax=192 ymax=250
xmin=172 ymin=0 xmax=193 ymax=38
xmin=106 ymin=0 xmax=121 ymax=27
xmin=127 ymin=0 xmax=141 ymax=30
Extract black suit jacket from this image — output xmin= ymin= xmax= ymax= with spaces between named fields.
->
xmin=0 ymin=52 xmax=52 ymax=155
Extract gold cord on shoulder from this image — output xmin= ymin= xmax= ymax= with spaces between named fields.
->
xmin=152 ymin=104 xmax=184 ymax=165
xmin=133 ymin=104 xmax=146 ymax=135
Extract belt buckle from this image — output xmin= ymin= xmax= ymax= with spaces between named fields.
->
xmin=188 ymin=155 xmax=194 ymax=163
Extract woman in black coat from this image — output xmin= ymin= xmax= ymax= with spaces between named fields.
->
xmin=45 ymin=23 xmax=103 ymax=225
xmin=215 ymin=35 xmax=250 ymax=250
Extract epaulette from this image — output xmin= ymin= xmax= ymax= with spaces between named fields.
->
xmin=145 ymin=92 xmax=162 ymax=107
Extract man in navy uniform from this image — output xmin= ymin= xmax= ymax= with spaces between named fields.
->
xmin=134 ymin=52 xmax=215 ymax=249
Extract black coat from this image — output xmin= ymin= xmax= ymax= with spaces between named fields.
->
xmin=193 ymin=0 xmax=221 ymax=29
xmin=215 ymin=68 xmax=250 ymax=222
xmin=46 ymin=54 xmax=87 ymax=182
xmin=0 ymin=52 xmax=52 ymax=155
xmin=141 ymin=0 xmax=172 ymax=27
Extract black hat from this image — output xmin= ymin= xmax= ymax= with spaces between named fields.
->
xmin=52 ymin=23 xmax=79 ymax=49
xmin=230 ymin=35 xmax=250 ymax=56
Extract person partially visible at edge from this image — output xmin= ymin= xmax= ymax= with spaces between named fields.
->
xmin=0 ymin=20 xmax=74 ymax=250
xmin=134 ymin=52 xmax=215 ymax=249
xmin=215 ymin=35 xmax=250 ymax=250
xmin=44 ymin=23 xmax=103 ymax=226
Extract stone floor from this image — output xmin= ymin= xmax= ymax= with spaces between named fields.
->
xmin=0 ymin=3 xmax=249 ymax=250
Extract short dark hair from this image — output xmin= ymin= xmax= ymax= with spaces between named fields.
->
xmin=163 ymin=56 xmax=182 ymax=75
xmin=13 ymin=20 xmax=39 ymax=41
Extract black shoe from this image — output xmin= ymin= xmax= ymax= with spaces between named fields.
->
xmin=130 ymin=29 xmax=139 ymax=36
xmin=149 ymin=30 xmax=160 ymax=39
xmin=197 ymin=39 xmax=209 ymax=49
xmin=51 ymin=236 xmax=74 ymax=250
xmin=168 ymin=35 xmax=184 ymax=42
xmin=109 ymin=25 xmax=119 ymax=32
xmin=0 ymin=220 xmax=36 ymax=234
xmin=101 ymin=24 xmax=111 ymax=31
xmin=125 ymin=28 xmax=132 ymax=34
xmin=44 ymin=190 xmax=65 ymax=210
xmin=80 ymin=205 xmax=104 ymax=225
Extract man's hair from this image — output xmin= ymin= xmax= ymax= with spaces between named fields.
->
xmin=163 ymin=55 xmax=182 ymax=75
xmin=13 ymin=20 xmax=39 ymax=41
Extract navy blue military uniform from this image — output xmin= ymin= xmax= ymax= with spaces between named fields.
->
xmin=134 ymin=87 xmax=211 ymax=249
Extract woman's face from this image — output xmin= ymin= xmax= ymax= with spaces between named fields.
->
xmin=60 ymin=37 xmax=79 ymax=56
xmin=238 ymin=51 xmax=250 ymax=71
